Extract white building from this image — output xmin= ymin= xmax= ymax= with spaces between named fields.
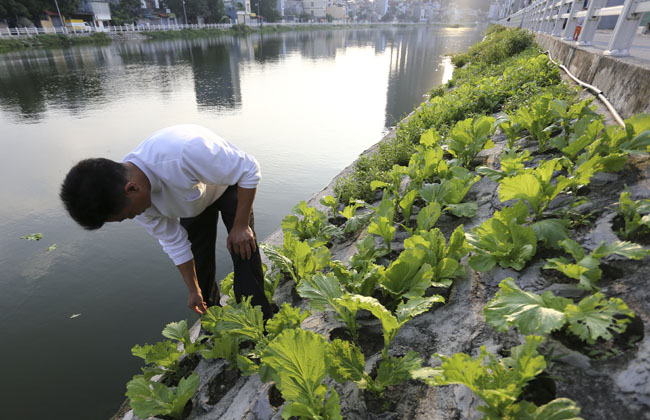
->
xmin=375 ymin=0 xmax=388 ymax=16
xmin=80 ymin=0 xmax=111 ymax=28
xmin=303 ymin=0 xmax=326 ymax=18
xmin=488 ymin=1 xmax=500 ymax=19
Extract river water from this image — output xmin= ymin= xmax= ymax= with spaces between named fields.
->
xmin=0 ymin=26 xmax=484 ymax=420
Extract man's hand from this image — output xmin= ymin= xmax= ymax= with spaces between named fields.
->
xmin=188 ymin=291 xmax=208 ymax=315
xmin=227 ymin=225 xmax=256 ymax=260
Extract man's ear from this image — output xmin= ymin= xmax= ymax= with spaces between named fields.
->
xmin=125 ymin=181 xmax=139 ymax=194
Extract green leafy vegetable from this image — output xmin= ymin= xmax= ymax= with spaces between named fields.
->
xmin=261 ymin=234 xmax=331 ymax=284
xmin=412 ymin=336 xmax=548 ymax=419
xmin=261 ymin=329 xmax=342 ymax=420
xmin=466 ymin=201 xmax=537 ymax=271
xmin=615 ymin=188 xmax=650 ymax=239
xmin=446 ymin=116 xmax=496 ymax=166
xmin=320 ymin=195 xmax=338 ymax=217
xmin=485 ymin=278 xmax=636 ymax=344
xmin=543 ymin=239 xmax=649 ymax=290
xmin=484 ymin=278 xmax=571 ymax=335
xmin=126 ymin=372 xmax=199 ymax=420
xmin=564 ymin=293 xmax=634 ymax=344
xmin=282 ymin=200 xmax=340 ymax=245
xmin=162 ymin=320 xmax=206 ymax=357
xmin=368 ymin=216 xmax=396 ymax=251
xmin=338 ymin=294 xmax=442 ymax=358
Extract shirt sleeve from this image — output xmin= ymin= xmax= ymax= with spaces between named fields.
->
xmin=181 ymin=134 xmax=261 ymax=189
xmin=135 ymin=214 xmax=193 ymax=266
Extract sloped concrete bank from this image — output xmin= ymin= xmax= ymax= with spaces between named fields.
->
xmin=534 ymin=33 xmax=650 ymax=119
xmin=119 ymin=67 xmax=650 ymax=420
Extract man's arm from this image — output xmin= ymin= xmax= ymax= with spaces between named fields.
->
xmin=227 ymin=186 xmax=257 ymax=260
xmin=177 ymin=259 xmax=208 ymax=314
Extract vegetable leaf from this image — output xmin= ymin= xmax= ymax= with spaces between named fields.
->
xmin=565 ymin=293 xmax=634 ymax=344
xmin=484 ymin=278 xmax=570 ymax=335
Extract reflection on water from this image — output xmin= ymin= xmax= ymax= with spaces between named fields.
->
xmin=0 ymin=27 xmax=481 ymax=124
xmin=0 ymin=26 xmax=485 ymax=420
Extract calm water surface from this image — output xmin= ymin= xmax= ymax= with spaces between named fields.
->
xmin=0 ymin=26 xmax=484 ymax=420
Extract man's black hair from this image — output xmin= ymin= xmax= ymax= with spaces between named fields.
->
xmin=60 ymin=158 xmax=129 ymax=230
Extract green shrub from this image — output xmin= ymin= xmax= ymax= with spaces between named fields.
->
xmin=336 ymin=29 xmax=572 ymax=205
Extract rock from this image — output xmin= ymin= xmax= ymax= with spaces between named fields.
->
xmin=616 ymin=337 xmax=650 ymax=412
xmin=584 ymin=212 xmax=619 ymax=252
xmin=590 ymin=172 xmax=620 ymax=186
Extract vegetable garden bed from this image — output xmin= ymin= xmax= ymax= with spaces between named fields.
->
xmin=117 ymin=26 xmax=650 ymax=420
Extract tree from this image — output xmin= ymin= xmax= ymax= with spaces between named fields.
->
xmin=57 ymin=0 xmax=81 ymax=16
xmin=110 ymin=0 xmax=141 ymax=25
xmin=165 ymin=0 xmax=225 ymax=24
xmin=0 ymin=0 xmax=30 ymax=22
xmin=0 ymin=0 xmax=51 ymax=24
xmin=251 ymin=0 xmax=280 ymax=23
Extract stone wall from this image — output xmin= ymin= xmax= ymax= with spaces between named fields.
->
xmin=535 ymin=33 xmax=650 ymax=119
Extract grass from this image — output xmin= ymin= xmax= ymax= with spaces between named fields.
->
xmin=0 ymin=32 xmax=111 ymax=53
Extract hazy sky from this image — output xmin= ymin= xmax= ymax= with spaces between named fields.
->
xmin=443 ymin=0 xmax=492 ymax=12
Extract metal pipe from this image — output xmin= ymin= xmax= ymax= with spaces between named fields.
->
xmin=544 ymin=50 xmax=626 ymax=127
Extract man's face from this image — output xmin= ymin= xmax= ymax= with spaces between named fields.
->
xmin=107 ymin=183 xmax=151 ymax=222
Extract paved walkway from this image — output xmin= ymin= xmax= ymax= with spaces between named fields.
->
xmin=578 ymin=29 xmax=650 ymax=68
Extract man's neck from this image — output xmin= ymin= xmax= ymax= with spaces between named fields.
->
xmin=124 ymin=162 xmax=151 ymax=192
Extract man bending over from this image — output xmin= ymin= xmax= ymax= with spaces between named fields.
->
xmin=60 ymin=124 xmax=273 ymax=318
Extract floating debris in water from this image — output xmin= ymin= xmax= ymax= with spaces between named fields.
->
xmin=70 ymin=314 xmax=81 ymax=319
xmin=47 ymin=244 xmax=57 ymax=252
xmin=20 ymin=233 xmax=43 ymax=241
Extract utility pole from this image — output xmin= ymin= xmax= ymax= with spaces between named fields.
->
xmin=257 ymin=2 xmax=262 ymax=26
xmin=182 ymin=0 xmax=188 ymax=25
xmin=53 ymin=0 xmax=67 ymax=33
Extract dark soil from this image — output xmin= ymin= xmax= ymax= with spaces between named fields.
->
xmin=611 ymin=214 xmax=650 ymax=246
xmin=364 ymin=387 xmax=399 ymax=414
xmin=551 ymin=314 xmax=644 ymax=359
xmin=330 ymin=323 xmax=385 ymax=357
xmin=207 ymin=367 xmax=242 ymax=405
xmin=162 ymin=354 xmax=201 ymax=387
xmin=363 ymin=379 xmax=427 ymax=418
xmin=329 ymin=326 xmax=354 ymax=342
xmin=518 ymin=372 xmax=556 ymax=406
xmin=268 ymin=384 xmax=285 ymax=408
xmin=328 ymin=214 xmax=348 ymax=227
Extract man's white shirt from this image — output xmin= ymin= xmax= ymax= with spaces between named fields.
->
xmin=122 ymin=124 xmax=261 ymax=265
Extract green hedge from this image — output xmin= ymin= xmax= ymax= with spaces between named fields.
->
xmin=333 ymin=27 xmax=576 ymax=204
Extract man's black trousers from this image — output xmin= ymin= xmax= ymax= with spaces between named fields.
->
xmin=179 ymin=185 xmax=273 ymax=319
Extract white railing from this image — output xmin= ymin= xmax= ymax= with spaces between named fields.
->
xmin=0 ymin=22 xmax=234 ymax=37
xmin=0 ymin=21 xmax=404 ymax=38
xmin=498 ymin=0 xmax=650 ymax=56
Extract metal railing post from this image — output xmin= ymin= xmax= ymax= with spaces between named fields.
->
xmin=562 ymin=0 xmax=581 ymax=40
xmin=543 ymin=0 xmax=557 ymax=33
xmin=536 ymin=0 xmax=550 ymax=31
xmin=523 ymin=2 xmax=531 ymax=29
xmin=577 ymin=0 xmax=607 ymax=45
xmin=552 ymin=0 xmax=570 ymax=36
xmin=605 ymin=0 xmax=643 ymax=56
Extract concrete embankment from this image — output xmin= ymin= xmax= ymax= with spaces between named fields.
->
xmin=116 ymin=30 xmax=650 ymax=420
xmin=534 ymin=33 xmax=650 ymax=118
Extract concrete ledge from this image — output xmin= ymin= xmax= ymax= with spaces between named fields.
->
xmin=535 ymin=33 xmax=650 ymax=118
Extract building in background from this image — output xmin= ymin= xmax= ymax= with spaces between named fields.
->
xmin=326 ymin=4 xmax=346 ymax=20
xmin=283 ymin=0 xmax=305 ymax=20
xmin=375 ymin=0 xmax=389 ymax=16
xmin=78 ymin=0 xmax=112 ymax=27
xmin=303 ymin=0 xmax=326 ymax=19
